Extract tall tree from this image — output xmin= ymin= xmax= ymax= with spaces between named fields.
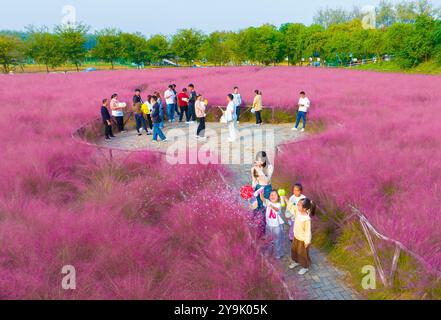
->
xmin=200 ymin=31 xmax=231 ymax=66
xmin=120 ymin=32 xmax=149 ymax=67
xmin=27 ymin=29 xmax=65 ymax=72
xmin=313 ymin=7 xmax=354 ymax=29
xmin=282 ymin=23 xmax=307 ymax=65
xmin=377 ymin=0 xmax=397 ymax=27
xmin=171 ymin=29 xmax=204 ymax=65
xmin=146 ymin=34 xmax=171 ymax=64
xmin=224 ymin=31 xmax=247 ymax=65
xmin=251 ymin=25 xmax=285 ymax=66
xmin=93 ymin=29 xmax=123 ymax=69
xmin=55 ymin=24 xmax=88 ymax=71
xmin=0 ymin=35 xmax=24 ymax=73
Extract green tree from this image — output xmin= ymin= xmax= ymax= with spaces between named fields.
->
xmin=0 ymin=35 xmax=24 ymax=73
xmin=411 ymin=14 xmax=436 ymax=62
xmin=146 ymin=34 xmax=171 ymax=64
xmin=55 ymin=24 xmax=88 ymax=71
xmin=377 ymin=0 xmax=397 ymax=27
xmin=395 ymin=1 xmax=418 ymax=23
xmin=313 ymin=7 xmax=354 ymax=29
xmin=434 ymin=20 xmax=441 ymax=64
xmin=251 ymin=25 xmax=285 ymax=66
xmin=200 ymin=31 xmax=231 ymax=66
xmin=387 ymin=22 xmax=416 ymax=68
xmin=171 ymin=29 xmax=204 ymax=65
xmin=282 ymin=23 xmax=307 ymax=65
xmin=224 ymin=31 xmax=247 ymax=65
xmin=93 ymin=29 xmax=123 ymax=69
xmin=27 ymin=30 xmax=65 ymax=72
xmin=303 ymin=24 xmax=327 ymax=60
xmin=120 ymin=32 xmax=149 ymax=67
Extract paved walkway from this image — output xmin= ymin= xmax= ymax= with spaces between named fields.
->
xmin=229 ymin=164 xmax=359 ymax=300
xmin=97 ymin=121 xmax=360 ymax=300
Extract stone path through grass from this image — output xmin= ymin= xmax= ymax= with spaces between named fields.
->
xmin=97 ymin=121 xmax=360 ymax=300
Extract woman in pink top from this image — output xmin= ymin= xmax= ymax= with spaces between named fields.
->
xmin=195 ymin=95 xmax=206 ymax=139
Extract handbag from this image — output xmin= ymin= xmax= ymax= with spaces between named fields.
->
xmin=251 ymin=108 xmax=255 ymax=114
xmin=218 ymin=106 xmax=228 ymax=124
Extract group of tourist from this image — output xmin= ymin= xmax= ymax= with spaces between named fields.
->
xmin=100 ymin=84 xmax=311 ymax=141
xmin=250 ymin=151 xmax=316 ymax=275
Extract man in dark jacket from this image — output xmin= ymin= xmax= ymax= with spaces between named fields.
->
xmin=133 ymin=89 xmax=151 ymax=136
xmin=133 ymin=88 xmax=143 ymax=105
xmin=101 ymin=99 xmax=115 ymax=140
xmin=187 ymin=83 xmax=197 ymax=123
xmin=151 ymin=96 xmax=167 ymax=142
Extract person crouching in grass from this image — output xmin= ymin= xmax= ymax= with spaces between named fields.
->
xmin=150 ymin=95 xmax=167 ymax=143
xmin=195 ymin=94 xmax=206 ymax=139
xmin=101 ymin=98 xmax=115 ymax=140
xmin=290 ymin=198 xmax=316 ymax=275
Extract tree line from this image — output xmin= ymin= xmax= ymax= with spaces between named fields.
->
xmin=0 ymin=0 xmax=440 ymax=73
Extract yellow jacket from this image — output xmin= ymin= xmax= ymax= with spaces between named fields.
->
xmin=141 ymin=103 xmax=150 ymax=115
xmin=253 ymin=94 xmax=263 ymax=112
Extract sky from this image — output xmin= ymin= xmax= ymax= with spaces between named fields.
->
xmin=1 ymin=0 xmax=441 ymax=35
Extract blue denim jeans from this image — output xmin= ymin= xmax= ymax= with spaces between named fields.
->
xmin=174 ymin=103 xmax=180 ymax=116
xmin=153 ymin=123 xmax=166 ymax=141
xmin=295 ymin=111 xmax=307 ymax=129
xmin=167 ymin=104 xmax=175 ymax=121
xmin=266 ymin=224 xmax=285 ymax=258
xmin=188 ymin=103 xmax=196 ymax=121
xmin=135 ymin=114 xmax=148 ymax=133
xmin=159 ymin=107 xmax=164 ymax=128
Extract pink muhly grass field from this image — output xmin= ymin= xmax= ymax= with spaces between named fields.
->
xmin=0 ymin=66 xmax=440 ymax=297
xmin=0 ymin=69 xmax=295 ymax=300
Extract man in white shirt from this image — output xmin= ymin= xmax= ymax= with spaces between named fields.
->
xmin=292 ymin=91 xmax=310 ymax=132
xmin=164 ymin=85 xmax=176 ymax=122
xmin=232 ymin=86 xmax=242 ymax=124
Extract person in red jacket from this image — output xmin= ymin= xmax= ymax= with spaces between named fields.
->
xmin=177 ymin=88 xmax=190 ymax=123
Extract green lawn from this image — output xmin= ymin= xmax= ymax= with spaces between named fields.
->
xmin=354 ymin=60 xmax=441 ymax=75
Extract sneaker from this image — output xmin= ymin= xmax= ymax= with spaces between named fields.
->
xmin=289 ymin=262 xmax=300 ymax=269
xmin=105 ymin=137 xmax=111 ymax=141
xmin=162 ymin=139 xmax=168 ymax=142
xmin=110 ymin=135 xmax=116 ymax=138
xmin=152 ymin=140 xmax=158 ymax=143
xmin=199 ymin=136 xmax=207 ymax=141
xmin=301 ymin=128 xmax=305 ymax=132
xmin=291 ymin=127 xmax=298 ymax=131
xmin=138 ymin=133 xmax=142 ymax=136
xmin=185 ymin=121 xmax=191 ymax=124
xmin=146 ymin=132 xmax=152 ymax=136
xmin=298 ymin=268 xmax=309 ymax=275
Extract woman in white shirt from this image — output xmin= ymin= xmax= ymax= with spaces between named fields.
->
xmin=225 ymin=94 xmax=237 ymax=142
xmin=110 ymin=93 xmax=126 ymax=132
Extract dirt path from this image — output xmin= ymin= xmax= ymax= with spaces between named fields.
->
xmin=97 ymin=121 xmax=360 ymax=300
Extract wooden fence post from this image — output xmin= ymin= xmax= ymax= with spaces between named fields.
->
xmin=389 ymin=246 xmax=401 ymax=287
xmin=360 ymin=217 xmax=388 ymax=287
